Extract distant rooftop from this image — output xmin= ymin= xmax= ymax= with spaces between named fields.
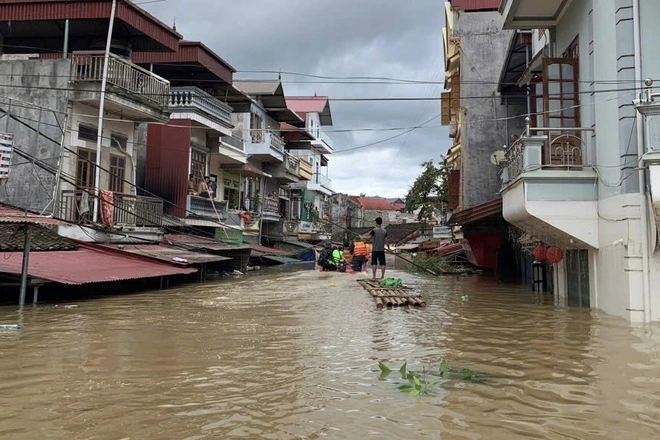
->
xmin=286 ymin=96 xmax=333 ymax=125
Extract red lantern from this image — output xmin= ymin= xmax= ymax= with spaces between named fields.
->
xmin=546 ymin=246 xmax=564 ymax=264
xmin=533 ymin=244 xmax=547 ymax=262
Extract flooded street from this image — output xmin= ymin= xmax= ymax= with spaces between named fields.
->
xmin=1 ymin=268 xmax=659 ymax=440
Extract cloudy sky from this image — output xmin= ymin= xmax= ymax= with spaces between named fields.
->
xmin=143 ymin=0 xmax=451 ymax=198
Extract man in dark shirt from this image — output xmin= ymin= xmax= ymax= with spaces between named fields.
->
xmin=370 ymin=217 xmax=389 ymax=280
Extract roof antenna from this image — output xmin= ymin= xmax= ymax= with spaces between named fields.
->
xmin=278 ymin=69 xmax=281 ymax=81
xmin=172 ymin=17 xmax=177 ymax=32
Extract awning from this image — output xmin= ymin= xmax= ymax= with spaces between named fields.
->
xmin=0 ymin=245 xmax=195 ymax=285
xmin=249 ymin=244 xmax=290 ymax=257
xmin=100 ymin=244 xmax=231 ymax=266
xmin=163 ymin=234 xmax=252 ymax=252
xmin=450 ymin=198 xmax=503 ymax=226
xmin=260 ymin=255 xmax=302 ymax=264
xmin=221 ymin=163 xmax=272 ymax=178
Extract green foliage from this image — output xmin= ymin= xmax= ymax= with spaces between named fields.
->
xmin=410 ymin=254 xmax=449 ymax=275
xmin=378 ymin=360 xmax=485 ymax=397
xmin=310 ymin=208 xmax=320 ymax=224
xmin=405 ymin=158 xmax=450 ymax=221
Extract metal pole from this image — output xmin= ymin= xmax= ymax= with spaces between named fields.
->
xmin=92 ymin=0 xmax=117 ymax=223
xmin=632 ymin=0 xmax=652 ymax=323
xmin=5 ymin=99 xmax=11 ymax=132
xmin=63 ymin=19 xmax=70 ymax=57
xmin=19 ymin=225 xmax=31 ymax=307
xmin=32 ymin=285 xmax=39 ymax=306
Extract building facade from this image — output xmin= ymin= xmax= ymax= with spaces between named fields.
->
xmin=498 ymin=0 xmax=660 ymax=322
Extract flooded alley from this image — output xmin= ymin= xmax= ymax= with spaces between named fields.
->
xmin=1 ymin=269 xmax=659 ymax=440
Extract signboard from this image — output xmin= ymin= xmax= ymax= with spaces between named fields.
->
xmin=215 ymin=228 xmax=244 ymax=244
xmin=299 ymin=221 xmax=313 ymax=233
xmin=0 ymin=133 xmax=14 ymax=179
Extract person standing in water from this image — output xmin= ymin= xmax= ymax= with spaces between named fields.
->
xmin=370 ymin=217 xmax=389 ymax=280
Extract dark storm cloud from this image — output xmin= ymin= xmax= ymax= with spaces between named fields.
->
xmin=143 ymin=0 xmax=451 ymax=197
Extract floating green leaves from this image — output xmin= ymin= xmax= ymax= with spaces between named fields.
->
xmin=378 ymin=360 xmax=486 ymax=396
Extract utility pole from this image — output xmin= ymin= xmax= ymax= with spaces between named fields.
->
xmin=92 ymin=0 xmax=117 ymax=223
xmin=19 ymin=225 xmax=31 ymax=307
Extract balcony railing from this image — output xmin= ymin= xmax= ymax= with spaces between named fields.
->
xmin=71 ymin=51 xmax=170 ymax=107
xmin=59 ymin=190 xmax=163 ymax=227
xmin=285 ymin=153 xmax=300 ymax=176
xmin=504 ymin=123 xmax=592 ymax=182
xmin=221 ymin=135 xmax=244 ymax=151
xmin=313 ymin=173 xmax=332 ymax=189
xmin=263 ymin=197 xmax=280 ymax=215
xmin=269 ymin=132 xmax=285 ymax=153
xmin=187 ymin=195 xmax=228 ymax=220
xmin=170 ymin=86 xmax=232 ymax=125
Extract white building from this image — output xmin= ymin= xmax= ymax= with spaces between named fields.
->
xmin=498 ymin=0 xmax=660 ymax=322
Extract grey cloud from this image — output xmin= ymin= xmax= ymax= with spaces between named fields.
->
xmin=143 ymin=0 xmax=450 ymax=197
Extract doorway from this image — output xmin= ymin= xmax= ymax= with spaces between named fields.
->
xmin=565 ymin=249 xmax=590 ymax=307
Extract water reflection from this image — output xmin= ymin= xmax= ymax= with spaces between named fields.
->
xmin=0 ymin=268 xmax=658 ymax=439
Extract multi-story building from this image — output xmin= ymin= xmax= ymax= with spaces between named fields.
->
xmin=0 ymin=0 xmax=181 ymax=243
xmin=441 ymin=0 xmax=518 ymax=276
xmin=134 ymin=41 xmax=253 ymax=242
xmin=497 ymin=0 xmax=660 ymax=321
xmin=285 ymin=96 xmax=335 ymax=241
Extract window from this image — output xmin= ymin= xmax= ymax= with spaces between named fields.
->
xmin=109 ymin=155 xmax=126 ymax=193
xmin=78 ymin=124 xmax=97 ymax=142
xmin=76 ymin=148 xmax=97 ymax=188
xmin=190 ymin=150 xmax=207 ymax=185
xmin=250 ymin=112 xmax=264 ymax=143
xmin=111 ymin=133 xmax=128 ymax=151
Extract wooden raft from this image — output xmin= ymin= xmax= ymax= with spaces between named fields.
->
xmin=357 ymin=279 xmax=426 ymax=309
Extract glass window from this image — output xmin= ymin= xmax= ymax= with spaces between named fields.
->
xmin=78 ymin=124 xmax=97 ymax=142
xmin=76 ymin=148 xmax=97 ymax=188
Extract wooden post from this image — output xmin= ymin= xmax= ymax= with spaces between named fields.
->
xmin=19 ymin=225 xmax=31 ymax=306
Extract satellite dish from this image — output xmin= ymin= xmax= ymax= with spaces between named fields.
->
xmin=490 ymin=150 xmax=506 ymax=166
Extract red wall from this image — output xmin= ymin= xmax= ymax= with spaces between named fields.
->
xmin=145 ymin=120 xmax=192 ymax=218
xmin=466 ymin=233 xmax=501 ymax=271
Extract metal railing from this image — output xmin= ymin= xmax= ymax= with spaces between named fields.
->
xmin=316 ymin=129 xmax=334 ymax=151
xmin=186 ymin=195 xmax=227 ymax=219
xmin=59 ymin=190 xmax=163 ymax=227
xmin=262 ymin=197 xmax=280 ymax=214
xmin=504 ymin=119 xmax=591 ymax=182
xmin=170 ymin=87 xmax=232 ymax=124
xmin=71 ymin=51 xmax=170 ymax=107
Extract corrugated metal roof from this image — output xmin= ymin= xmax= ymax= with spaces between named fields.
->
xmin=100 ymin=244 xmax=231 ymax=265
xmin=450 ymin=0 xmax=502 ymax=12
xmin=0 ymin=0 xmax=181 ymax=52
xmin=450 ymin=198 xmax=503 ymax=225
xmin=0 ymin=204 xmax=67 ymax=226
xmin=133 ymin=41 xmax=235 ymax=84
xmin=0 ymin=244 xmax=195 ymax=285
xmin=286 ymin=96 xmax=333 ymax=125
xmin=234 ymin=80 xmax=282 ymax=96
xmin=163 ymin=234 xmax=252 ymax=251
xmin=249 ymin=244 xmax=290 ymax=257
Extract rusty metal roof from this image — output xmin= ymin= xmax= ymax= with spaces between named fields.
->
xmin=100 ymin=244 xmax=231 ymax=265
xmin=0 ymin=0 xmax=181 ymax=53
xmin=249 ymin=244 xmax=290 ymax=257
xmin=450 ymin=0 xmax=502 ymax=11
xmin=450 ymin=198 xmax=503 ymax=225
xmin=0 ymin=243 xmax=195 ymax=285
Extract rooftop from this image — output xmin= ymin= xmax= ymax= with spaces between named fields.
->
xmin=286 ymin=96 xmax=333 ymax=125
xmin=356 ymin=197 xmax=398 ymax=211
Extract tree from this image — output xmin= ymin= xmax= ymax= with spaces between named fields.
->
xmin=405 ymin=158 xmax=449 ymax=221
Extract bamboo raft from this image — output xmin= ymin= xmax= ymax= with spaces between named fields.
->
xmin=357 ymin=279 xmax=426 ymax=309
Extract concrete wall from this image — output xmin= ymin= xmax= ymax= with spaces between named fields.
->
xmin=453 ymin=10 xmax=512 ymax=208
xmin=0 ymin=59 xmax=71 ymax=213
xmin=362 ymin=209 xmax=398 ymax=228
xmin=59 ymin=102 xmax=137 ymax=196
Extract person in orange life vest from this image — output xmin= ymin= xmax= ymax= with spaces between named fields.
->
xmin=352 ymin=237 xmax=368 ymax=272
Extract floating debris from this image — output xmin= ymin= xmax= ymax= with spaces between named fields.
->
xmin=357 ymin=279 xmax=426 ymax=309
xmin=0 ymin=324 xmax=21 ymax=330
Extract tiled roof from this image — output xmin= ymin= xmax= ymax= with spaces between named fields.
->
xmin=0 ymin=224 xmax=78 ymax=252
xmin=356 ymin=197 xmax=398 ymax=211
xmin=0 ymin=204 xmax=67 ymax=226
xmin=286 ymin=96 xmax=333 ymax=125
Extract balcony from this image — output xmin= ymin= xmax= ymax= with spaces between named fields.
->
xmin=501 ymin=126 xmax=599 ymax=249
xmin=59 ymin=190 xmax=163 ymax=228
xmin=170 ymin=87 xmax=233 ymax=135
xmin=70 ymin=51 xmax=170 ymax=121
xmin=299 ymin=159 xmax=313 ymax=181
xmin=306 ymin=173 xmax=333 ymax=196
xmin=247 ymin=131 xmax=285 ymax=163
xmin=311 ymin=129 xmax=334 ymax=154
xmin=500 ymin=0 xmax=574 ymax=29
xmin=262 ymin=197 xmax=281 ymax=221
xmin=265 ymin=153 xmax=300 ymax=183
xmin=186 ymin=195 xmax=228 ymax=225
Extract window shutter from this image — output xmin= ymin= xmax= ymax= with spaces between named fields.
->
xmin=441 ymin=92 xmax=451 ymax=125
xmin=448 ymin=169 xmax=461 ymax=209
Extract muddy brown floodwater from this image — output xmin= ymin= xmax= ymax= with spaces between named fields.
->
xmin=0 ymin=267 xmax=659 ymax=439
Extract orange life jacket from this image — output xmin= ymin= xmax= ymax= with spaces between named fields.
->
xmin=353 ymin=242 xmax=368 ymax=257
